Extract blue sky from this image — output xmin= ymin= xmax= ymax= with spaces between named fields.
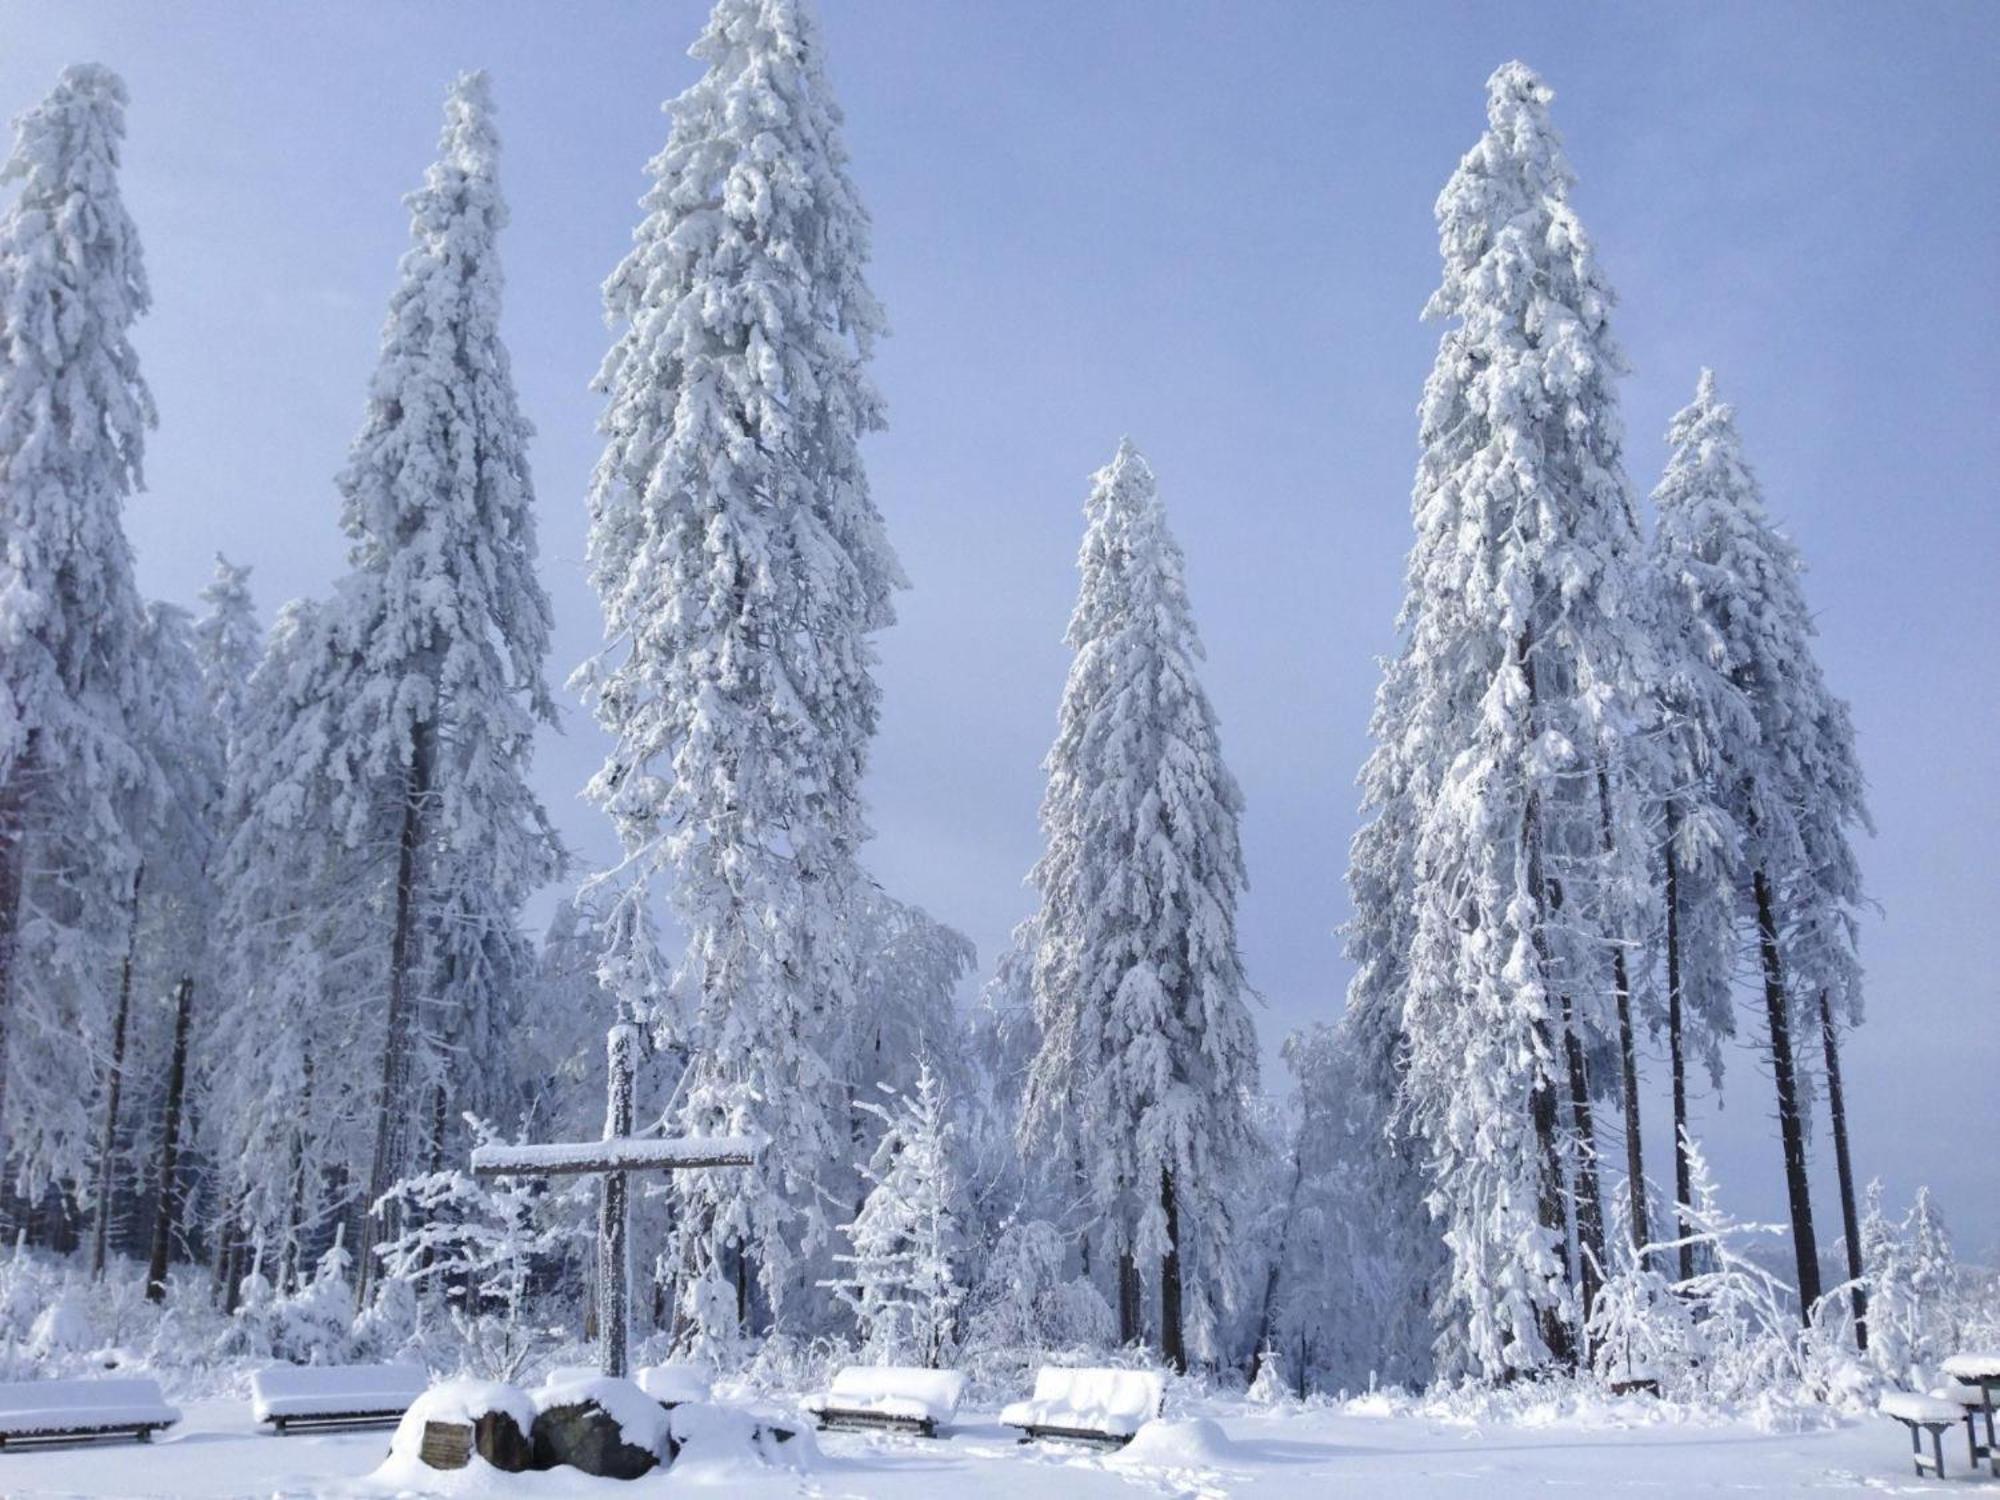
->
xmin=2 ymin=2 xmax=1993 ymax=1256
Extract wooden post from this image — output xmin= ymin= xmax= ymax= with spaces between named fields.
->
xmin=469 ymin=1022 xmax=758 ymax=1383
xmin=601 ymin=1021 xmax=637 ymax=1379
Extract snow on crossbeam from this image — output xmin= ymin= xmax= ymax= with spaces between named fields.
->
xmin=471 ymin=1135 xmax=761 ymax=1177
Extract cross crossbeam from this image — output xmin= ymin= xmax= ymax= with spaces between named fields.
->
xmin=467 ymin=1020 xmax=761 ymax=1378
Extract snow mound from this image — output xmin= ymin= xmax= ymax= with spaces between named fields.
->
xmin=533 ymin=1373 xmax=670 ymax=1455
xmin=1107 ymin=1417 xmax=1236 ymax=1468
xmin=670 ymin=1400 xmax=821 ymax=1476
xmin=388 ymin=1378 xmax=535 ymax=1462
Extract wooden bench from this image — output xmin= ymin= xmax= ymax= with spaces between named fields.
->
xmin=807 ymin=1366 xmax=965 ymax=1438
xmin=252 ymin=1362 xmax=428 ymax=1434
xmin=1882 ymin=1390 xmax=1964 ymax=1478
xmin=0 ymin=1377 xmax=181 ymax=1449
xmin=1000 ymin=1367 xmax=1162 ymax=1449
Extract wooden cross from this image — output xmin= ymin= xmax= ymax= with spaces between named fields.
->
xmin=471 ymin=1020 xmax=759 ymax=1378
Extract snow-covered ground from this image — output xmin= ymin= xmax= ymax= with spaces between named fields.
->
xmin=0 ymin=1390 xmax=1939 ymax=1498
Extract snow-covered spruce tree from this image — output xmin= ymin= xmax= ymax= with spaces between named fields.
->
xmin=1021 ymin=440 xmax=1257 ymax=1372
xmin=849 ymin=887 xmax=976 ymax=1109
xmin=826 ymin=1061 xmax=967 ymax=1367
xmin=577 ymin=0 xmax=900 ymax=1346
xmin=1264 ymin=1022 xmax=1438 ymax=1394
xmin=0 ymin=64 xmax=159 ymax=1191
xmin=1642 ymin=531 xmax=1748 ymax=1283
xmin=1374 ymin=62 xmax=1658 ymax=1379
xmin=87 ymin=604 xmax=225 ymax=1285
xmin=193 ymin=555 xmax=261 ymax=762
xmin=1651 ymin=369 xmax=1871 ymax=1322
xmin=207 ymin=599 xmax=373 ymax=1292
xmin=309 ymin=71 xmax=560 ymax=1295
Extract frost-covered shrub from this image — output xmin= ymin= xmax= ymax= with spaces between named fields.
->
xmin=373 ymin=1119 xmax=580 ymax=1379
xmin=266 ymin=1235 xmax=358 ymax=1365
xmin=959 ymin=1219 xmax=1116 ymax=1392
xmin=1862 ymin=1182 xmax=1969 ymax=1390
xmin=824 ymin=1062 xmax=966 ymax=1368
xmin=1585 ymin=1255 xmax=1692 ymax=1387
xmin=1671 ymin=1138 xmax=1802 ymax=1404
xmin=31 ymin=1291 xmax=96 ymax=1359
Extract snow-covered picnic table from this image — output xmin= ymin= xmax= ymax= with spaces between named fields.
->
xmin=1938 ymin=1353 xmax=2000 ymax=1477
xmin=807 ymin=1366 xmax=965 ymax=1436
xmin=0 ymin=1377 xmax=181 ymax=1448
xmin=999 ymin=1367 xmax=1163 ymax=1447
xmin=250 ymin=1362 xmax=428 ymax=1432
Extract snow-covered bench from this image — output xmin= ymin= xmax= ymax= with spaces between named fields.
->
xmin=0 ymin=1377 xmax=181 ymax=1448
xmin=636 ymin=1362 xmax=712 ymax=1410
xmin=807 ymin=1366 xmax=965 ymax=1438
xmin=1881 ymin=1391 xmax=1965 ymax=1478
xmin=1000 ymin=1367 xmax=1163 ymax=1448
xmin=252 ymin=1362 xmax=428 ymax=1434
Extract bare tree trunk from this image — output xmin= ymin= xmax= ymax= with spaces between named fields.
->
xmin=0 ymin=750 xmax=28 ymax=1160
xmin=1519 ymin=635 xmax=1576 ymax=1369
xmin=1159 ymin=1165 xmax=1186 ymax=1374
xmin=1116 ymin=1248 xmax=1141 ymax=1347
xmin=1597 ymin=770 xmax=1650 ymax=1255
xmin=356 ymin=726 xmax=432 ymax=1306
xmin=1664 ymin=805 xmax=1694 ymax=1282
xmin=1560 ymin=989 xmax=1607 ymax=1322
xmin=144 ymin=976 xmax=195 ymax=1301
xmin=279 ymin=1051 xmax=315 ymax=1293
xmin=210 ymin=1185 xmax=238 ymax=1302
xmin=1818 ymin=988 xmax=1867 ymax=1348
xmin=91 ymin=863 xmax=144 ymax=1279
xmin=1753 ymin=867 xmax=1820 ymax=1320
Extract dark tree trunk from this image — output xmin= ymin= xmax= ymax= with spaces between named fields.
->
xmin=0 ymin=748 xmax=27 ymax=1158
xmin=1118 ymin=1248 xmax=1141 ymax=1347
xmin=356 ymin=726 xmax=432 ymax=1305
xmin=1560 ymin=990 xmax=1606 ymax=1320
xmin=1159 ymin=1166 xmax=1186 ymax=1374
xmin=1519 ymin=634 xmax=1576 ymax=1369
xmin=1664 ymin=806 xmax=1694 ymax=1282
xmin=1818 ymin=988 xmax=1867 ymax=1348
xmin=1528 ymin=1054 xmax=1574 ymax=1367
xmin=144 ymin=976 xmax=195 ymax=1301
xmin=210 ymin=1186 xmax=238 ymax=1302
xmin=280 ymin=1051 xmax=315 ymax=1293
xmin=1753 ymin=867 xmax=1820 ymax=1320
xmin=91 ymin=863 xmax=144 ymax=1279
xmin=1597 ymin=770 xmax=1650 ymax=1256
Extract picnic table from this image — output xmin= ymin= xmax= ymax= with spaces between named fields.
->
xmin=1939 ymin=1353 xmax=2000 ymax=1477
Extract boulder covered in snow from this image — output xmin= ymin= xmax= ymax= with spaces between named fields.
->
xmin=1107 ymin=1417 xmax=1237 ymax=1468
xmin=668 ymin=1400 xmax=818 ymax=1479
xmin=389 ymin=1379 xmax=536 ymax=1473
xmin=636 ymin=1359 xmax=713 ymax=1408
xmin=530 ymin=1374 xmax=670 ymax=1479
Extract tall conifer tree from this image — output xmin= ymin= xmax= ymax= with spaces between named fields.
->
xmin=1651 ymin=369 xmax=1870 ymax=1322
xmin=1363 ymin=62 xmax=1657 ymax=1379
xmin=0 ymin=65 xmax=158 ymax=1187
xmin=1022 ymin=440 xmax=1257 ymax=1370
xmin=578 ymin=0 xmax=901 ymax=1345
